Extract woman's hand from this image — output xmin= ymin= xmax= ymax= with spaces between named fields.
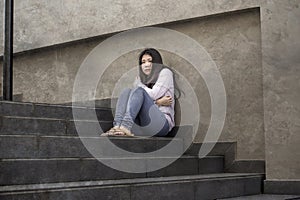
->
xmin=156 ymin=96 xmax=173 ymax=106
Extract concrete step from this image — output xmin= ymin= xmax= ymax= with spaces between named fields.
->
xmin=218 ymin=194 xmax=300 ymax=200
xmin=0 ymin=156 xmax=224 ymax=185
xmin=0 ymin=101 xmax=114 ymax=121
xmin=184 ymin=142 xmax=235 ymax=156
xmin=0 ymin=116 xmax=113 ymax=136
xmin=0 ymin=135 xmax=186 ymax=158
xmin=0 ymin=173 xmax=263 ymax=200
xmin=63 ymin=98 xmax=118 ymax=109
xmin=0 ymin=116 xmax=192 ymax=139
xmin=185 ymin=142 xmax=266 ymax=174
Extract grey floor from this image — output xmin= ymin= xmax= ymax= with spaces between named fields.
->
xmin=219 ymin=194 xmax=300 ymax=200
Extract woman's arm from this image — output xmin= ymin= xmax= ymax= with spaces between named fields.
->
xmin=155 ymin=96 xmax=173 ymax=106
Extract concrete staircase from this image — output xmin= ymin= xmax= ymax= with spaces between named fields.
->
xmin=0 ymin=101 xmax=264 ymax=200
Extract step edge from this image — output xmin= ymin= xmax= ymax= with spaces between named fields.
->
xmin=0 ymin=116 xmax=113 ymax=122
xmin=0 ymin=173 xmax=264 ymax=194
xmin=0 ymin=134 xmax=182 ymax=141
xmin=0 ymin=101 xmax=112 ymax=110
xmin=0 ymin=155 xmax=224 ymax=161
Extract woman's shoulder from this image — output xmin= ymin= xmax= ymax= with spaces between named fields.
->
xmin=160 ymin=68 xmax=173 ymax=76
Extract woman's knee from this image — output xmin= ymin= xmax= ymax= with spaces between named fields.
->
xmin=130 ymin=87 xmax=149 ymax=101
xmin=120 ymin=88 xmax=132 ymax=96
xmin=132 ymin=87 xmax=146 ymax=96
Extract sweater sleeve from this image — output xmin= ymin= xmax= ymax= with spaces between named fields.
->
xmin=140 ymin=68 xmax=174 ymax=100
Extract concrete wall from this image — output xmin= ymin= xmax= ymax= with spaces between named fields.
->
xmin=260 ymin=1 xmax=300 ymax=181
xmin=0 ymin=0 xmax=299 ymax=185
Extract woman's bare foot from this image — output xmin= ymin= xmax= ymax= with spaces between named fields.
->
xmin=100 ymin=126 xmax=119 ymax=136
xmin=100 ymin=126 xmax=133 ymax=136
xmin=119 ymin=126 xmax=134 ymax=136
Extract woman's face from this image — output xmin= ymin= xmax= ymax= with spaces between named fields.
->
xmin=141 ymin=54 xmax=152 ymax=75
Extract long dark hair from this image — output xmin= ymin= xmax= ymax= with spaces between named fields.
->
xmin=138 ymin=48 xmax=181 ymax=99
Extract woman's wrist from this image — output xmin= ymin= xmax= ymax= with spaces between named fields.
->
xmin=155 ymin=99 xmax=161 ymax=106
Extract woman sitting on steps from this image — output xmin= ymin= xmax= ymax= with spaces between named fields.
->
xmin=101 ymin=48 xmax=177 ymax=137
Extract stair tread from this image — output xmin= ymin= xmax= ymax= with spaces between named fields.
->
xmin=0 ymin=134 xmax=183 ymax=141
xmin=0 ymin=100 xmax=112 ymax=110
xmin=0 ymin=173 xmax=264 ymax=193
xmin=0 ymin=115 xmax=111 ymax=122
xmin=0 ymin=155 xmax=225 ymax=186
xmin=0 ymin=155 xmax=223 ymax=161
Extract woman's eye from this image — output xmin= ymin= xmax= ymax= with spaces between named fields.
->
xmin=141 ymin=59 xmax=152 ymax=64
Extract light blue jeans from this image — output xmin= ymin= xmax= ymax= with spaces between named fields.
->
xmin=113 ymin=87 xmax=169 ymax=137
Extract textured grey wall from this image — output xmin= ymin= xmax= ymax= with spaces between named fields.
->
xmin=260 ymin=1 xmax=300 ymax=180
xmin=0 ymin=0 xmax=260 ymax=54
xmin=0 ymin=0 xmax=299 ymax=181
